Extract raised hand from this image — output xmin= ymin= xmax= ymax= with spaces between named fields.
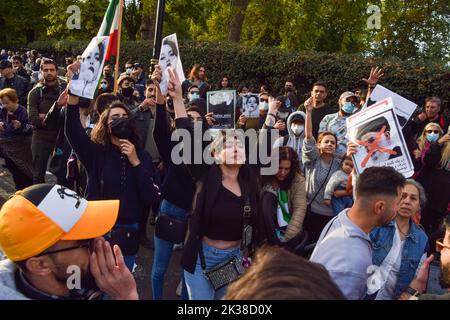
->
xmin=120 ymin=139 xmax=140 ymax=167
xmin=304 ymin=97 xmax=314 ymax=113
xmin=362 ymin=67 xmax=384 ymax=87
xmin=167 ymin=67 xmax=182 ymax=101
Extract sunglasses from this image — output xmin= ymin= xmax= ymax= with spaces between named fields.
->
xmin=426 ymin=130 xmax=440 ymax=134
xmin=436 ymin=238 xmax=450 ymax=252
xmin=36 ymin=240 xmax=93 ymax=257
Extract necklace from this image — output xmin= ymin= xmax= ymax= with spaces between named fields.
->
xmin=396 ymin=221 xmax=410 ymax=237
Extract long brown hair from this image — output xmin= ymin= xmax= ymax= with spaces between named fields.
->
xmin=188 ymin=64 xmax=201 ymax=81
xmin=261 ymin=146 xmax=301 ymax=190
xmin=90 ymin=102 xmax=141 ymax=150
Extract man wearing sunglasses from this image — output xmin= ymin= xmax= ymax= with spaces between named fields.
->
xmin=0 ymin=184 xmax=138 ymax=300
xmin=400 ymin=214 xmax=450 ymax=300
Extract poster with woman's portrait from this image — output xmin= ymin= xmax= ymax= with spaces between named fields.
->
xmin=69 ymin=36 xmax=109 ymax=99
xmin=347 ymin=97 xmax=414 ymax=178
xmin=242 ymin=94 xmax=260 ymax=118
xmin=207 ymin=90 xmax=236 ymax=129
xmin=362 ymin=85 xmax=417 ymax=128
xmin=159 ymin=33 xmax=185 ymax=95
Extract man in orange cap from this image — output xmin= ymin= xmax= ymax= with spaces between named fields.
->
xmin=0 ymin=183 xmax=138 ymax=300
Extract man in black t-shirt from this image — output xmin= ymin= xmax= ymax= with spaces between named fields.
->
xmin=298 ymin=81 xmax=333 ymax=139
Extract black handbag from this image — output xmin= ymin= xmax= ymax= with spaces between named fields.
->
xmin=306 ymin=159 xmax=334 ymax=214
xmin=105 ymin=228 xmax=140 ymax=256
xmin=203 ymin=256 xmax=246 ymax=290
xmin=154 ymin=214 xmax=187 ymax=244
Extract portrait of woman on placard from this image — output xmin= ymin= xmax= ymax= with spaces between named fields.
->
xmin=159 ymin=38 xmax=179 ymax=95
xmin=71 ymin=38 xmax=105 ymax=98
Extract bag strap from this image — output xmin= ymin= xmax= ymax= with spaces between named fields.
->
xmin=308 ymin=159 xmax=334 ymax=206
xmin=199 ymin=184 xmax=252 ymax=271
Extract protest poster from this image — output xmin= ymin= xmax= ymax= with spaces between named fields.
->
xmin=241 ymin=93 xmax=260 ymax=129
xmin=69 ymin=36 xmax=109 ymax=99
xmin=347 ymin=97 xmax=414 ymax=178
xmin=159 ymin=33 xmax=185 ymax=95
xmin=207 ymin=90 xmax=236 ymax=129
xmin=363 ymin=85 xmax=417 ymax=127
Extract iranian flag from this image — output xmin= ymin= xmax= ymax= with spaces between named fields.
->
xmin=97 ymin=0 xmax=122 ymax=67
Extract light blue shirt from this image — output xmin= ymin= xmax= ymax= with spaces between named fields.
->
xmin=310 ymin=209 xmax=372 ymax=300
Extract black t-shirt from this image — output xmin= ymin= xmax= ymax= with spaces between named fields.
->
xmin=205 ymin=185 xmax=244 ymax=241
xmin=298 ymin=102 xmax=335 ymax=139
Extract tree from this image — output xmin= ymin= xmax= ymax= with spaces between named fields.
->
xmin=228 ymin=0 xmax=250 ymax=42
xmin=122 ymin=0 xmax=143 ymax=41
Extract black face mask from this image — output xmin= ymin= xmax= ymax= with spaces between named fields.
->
xmin=121 ymin=87 xmax=134 ymax=97
xmin=78 ymin=97 xmax=91 ymax=109
xmin=110 ymin=117 xmax=133 ymax=140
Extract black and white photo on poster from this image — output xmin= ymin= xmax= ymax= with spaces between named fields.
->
xmin=207 ymin=90 xmax=236 ymax=130
xmin=363 ymin=85 xmax=417 ymax=127
xmin=69 ymin=36 xmax=109 ymax=99
xmin=347 ymin=97 xmax=414 ymax=178
xmin=159 ymin=33 xmax=185 ymax=95
xmin=242 ymin=94 xmax=260 ymax=118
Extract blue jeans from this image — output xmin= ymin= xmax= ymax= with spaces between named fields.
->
xmin=184 ymin=242 xmax=241 ymax=300
xmin=151 ymin=199 xmax=188 ymax=300
xmin=114 ymin=223 xmax=139 ymax=272
xmin=331 ymin=196 xmax=353 ymax=215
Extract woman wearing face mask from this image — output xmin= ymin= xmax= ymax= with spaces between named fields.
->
xmin=413 ymin=123 xmax=450 ymax=235
xmin=98 ymin=78 xmax=111 ymax=95
xmin=260 ymin=147 xmax=307 ymax=250
xmin=117 ymin=76 xmax=140 ymax=110
xmin=64 ymin=62 xmax=160 ymax=272
xmin=302 ymin=99 xmax=343 ymax=244
xmin=273 ymin=112 xmax=306 ymax=172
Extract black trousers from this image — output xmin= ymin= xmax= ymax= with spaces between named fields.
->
xmin=304 ymin=211 xmax=334 ymax=244
xmin=31 ymin=136 xmax=55 ymax=184
xmin=4 ymin=156 xmax=33 ymax=190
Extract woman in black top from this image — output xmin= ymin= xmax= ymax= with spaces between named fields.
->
xmin=164 ymin=67 xmax=269 ymax=300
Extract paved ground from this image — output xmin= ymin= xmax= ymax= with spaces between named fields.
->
xmin=0 ymin=160 xmax=182 ymax=300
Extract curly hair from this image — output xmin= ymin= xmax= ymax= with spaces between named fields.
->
xmin=90 ymin=102 xmax=141 ymax=150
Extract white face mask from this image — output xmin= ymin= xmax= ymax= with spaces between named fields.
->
xmin=259 ymin=102 xmax=268 ymax=111
xmin=291 ymin=124 xmax=304 ymax=136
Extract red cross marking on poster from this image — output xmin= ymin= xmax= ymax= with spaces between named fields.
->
xmin=356 ymin=125 xmax=397 ymax=168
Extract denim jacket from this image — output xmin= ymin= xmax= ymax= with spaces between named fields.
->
xmin=370 ymin=220 xmax=428 ymax=299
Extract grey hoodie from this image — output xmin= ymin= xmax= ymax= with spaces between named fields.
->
xmin=273 ymin=111 xmax=306 ymax=171
xmin=0 ymin=259 xmax=29 ymax=300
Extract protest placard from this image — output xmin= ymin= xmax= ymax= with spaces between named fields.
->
xmin=363 ymin=85 xmax=417 ymax=127
xmin=347 ymin=97 xmax=414 ymax=177
xmin=69 ymin=36 xmax=109 ymax=99
xmin=207 ymin=90 xmax=236 ymax=130
xmin=159 ymin=33 xmax=185 ymax=95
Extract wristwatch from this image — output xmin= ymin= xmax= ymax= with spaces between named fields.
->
xmin=405 ymin=286 xmax=421 ymax=299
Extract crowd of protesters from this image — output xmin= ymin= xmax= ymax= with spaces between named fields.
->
xmin=0 ymin=47 xmax=449 ymax=301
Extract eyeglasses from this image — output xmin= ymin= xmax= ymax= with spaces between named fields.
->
xmin=110 ymin=114 xmax=129 ymax=120
xmin=426 ymin=130 xmax=440 ymax=134
xmin=36 ymin=241 xmax=92 ymax=257
xmin=436 ymin=238 xmax=450 ymax=252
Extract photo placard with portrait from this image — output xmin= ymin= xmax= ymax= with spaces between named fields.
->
xmin=362 ymin=85 xmax=417 ymax=128
xmin=242 ymin=94 xmax=260 ymax=118
xmin=207 ymin=90 xmax=236 ymax=130
xmin=159 ymin=33 xmax=185 ymax=95
xmin=347 ymin=97 xmax=414 ymax=178
xmin=69 ymin=36 xmax=109 ymax=99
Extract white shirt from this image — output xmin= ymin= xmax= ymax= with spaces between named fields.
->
xmin=375 ymin=224 xmax=405 ymax=300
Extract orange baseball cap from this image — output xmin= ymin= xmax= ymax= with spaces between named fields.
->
xmin=0 ymin=184 xmax=119 ymax=261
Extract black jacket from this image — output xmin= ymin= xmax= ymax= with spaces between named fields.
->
xmin=175 ymin=117 xmax=267 ymax=274
xmin=0 ymin=75 xmax=30 ymax=107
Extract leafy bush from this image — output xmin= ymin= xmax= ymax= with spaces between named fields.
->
xmin=28 ymin=40 xmax=449 ymax=112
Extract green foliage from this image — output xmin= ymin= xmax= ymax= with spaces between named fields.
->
xmin=28 ymin=39 xmax=450 ymax=112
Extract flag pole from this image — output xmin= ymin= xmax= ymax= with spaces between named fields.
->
xmin=113 ymin=0 xmax=124 ymax=95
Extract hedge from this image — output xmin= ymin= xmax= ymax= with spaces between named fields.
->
xmin=28 ymin=39 xmax=449 ymax=113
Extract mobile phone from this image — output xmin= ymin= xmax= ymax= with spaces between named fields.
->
xmin=8 ymin=114 xmax=17 ymax=121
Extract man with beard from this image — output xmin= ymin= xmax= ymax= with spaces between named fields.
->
xmin=319 ymin=91 xmax=360 ymax=157
xmin=0 ymin=184 xmax=138 ymax=300
xmin=27 ymin=59 xmax=67 ymax=183
xmin=310 ymin=166 xmax=406 ymax=300
xmin=399 ymin=215 xmax=450 ymax=300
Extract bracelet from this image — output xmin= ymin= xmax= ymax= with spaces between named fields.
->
xmin=404 ymin=286 xmax=421 ymax=297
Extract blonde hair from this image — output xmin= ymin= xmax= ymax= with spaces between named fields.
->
xmin=417 ymin=122 xmax=443 ymax=151
xmin=0 ymin=88 xmax=18 ymax=103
